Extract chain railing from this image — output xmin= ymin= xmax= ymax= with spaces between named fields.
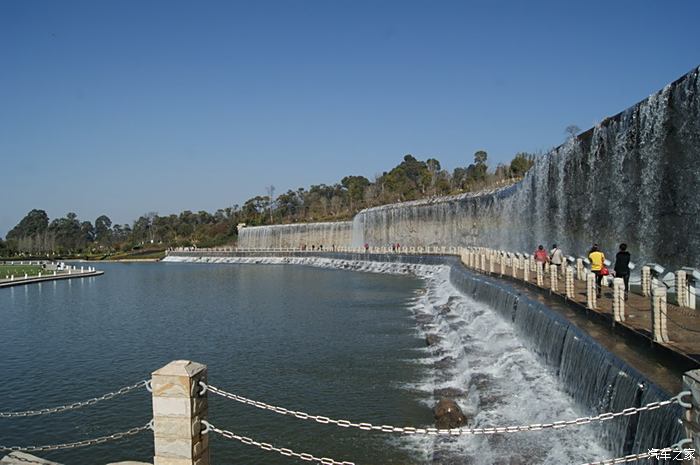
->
xmin=203 ymin=421 xmax=355 ymax=465
xmin=203 ymin=382 xmax=691 ymax=436
xmin=0 ymin=379 xmax=148 ymax=418
xmin=0 ymin=421 xmax=152 ymax=453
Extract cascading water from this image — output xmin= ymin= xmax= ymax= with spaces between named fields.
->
xmin=238 ymin=221 xmax=353 ymax=248
xmin=166 ymin=252 xmax=685 ymax=463
xmin=352 ymin=66 xmax=700 ymax=271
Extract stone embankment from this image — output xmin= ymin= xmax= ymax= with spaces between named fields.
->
xmin=0 ymin=266 xmax=103 ymax=288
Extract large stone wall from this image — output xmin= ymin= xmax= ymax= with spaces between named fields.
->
xmin=238 ymin=221 xmax=353 ymax=248
xmin=353 ymin=66 xmax=700 ymax=270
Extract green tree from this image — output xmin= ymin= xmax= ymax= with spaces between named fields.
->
xmin=509 ymin=152 xmax=535 ymax=177
xmin=6 ymin=209 xmax=49 ymax=240
xmin=95 ymin=215 xmax=113 ymax=245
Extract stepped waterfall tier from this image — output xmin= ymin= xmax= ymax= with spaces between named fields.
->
xmin=238 ymin=221 xmax=353 ymax=248
xmin=352 ymin=66 xmax=700 ymax=270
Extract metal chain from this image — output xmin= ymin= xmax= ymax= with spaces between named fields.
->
xmin=0 ymin=421 xmax=152 ymax=452
xmin=0 ymin=380 xmax=148 ymax=418
xmin=659 ymin=308 xmax=700 ymax=334
xmin=205 ymin=383 xmax=690 ymax=435
xmin=204 ymin=421 xmax=355 ymax=465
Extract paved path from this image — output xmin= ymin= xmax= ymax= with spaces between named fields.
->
xmin=494 ymin=262 xmax=700 ymax=362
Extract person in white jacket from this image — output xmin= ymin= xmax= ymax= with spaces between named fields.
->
xmin=550 ymin=244 xmax=564 ymax=272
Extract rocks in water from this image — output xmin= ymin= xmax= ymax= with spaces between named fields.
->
xmin=469 ymin=372 xmax=493 ymax=390
xmin=437 ymin=304 xmax=451 ymax=315
xmin=425 ymin=334 xmax=441 ymax=346
xmin=433 ymin=387 xmax=465 ymax=398
xmin=478 ymin=392 xmax=506 ymax=410
xmin=433 ymin=398 xmax=468 ymax=429
xmin=415 ymin=313 xmax=434 ymax=324
xmin=433 ymin=356 xmax=456 ymax=369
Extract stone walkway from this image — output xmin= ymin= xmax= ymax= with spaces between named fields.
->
xmin=494 ymin=263 xmax=700 ymax=362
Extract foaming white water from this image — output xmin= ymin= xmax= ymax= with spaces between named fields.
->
xmin=165 ymin=255 xmax=611 ymax=464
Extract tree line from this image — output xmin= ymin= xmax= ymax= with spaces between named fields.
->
xmin=0 ymin=151 xmax=535 ymax=256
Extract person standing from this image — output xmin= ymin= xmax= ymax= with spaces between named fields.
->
xmin=614 ymin=243 xmax=631 ymax=300
xmin=534 ymin=245 xmax=549 ymax=264
xmin=588 ymin=244 xmax=606 ymax=298
xmin=550 ymin=244 xmax=564 ymax=271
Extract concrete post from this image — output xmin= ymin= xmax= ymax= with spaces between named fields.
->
xmin=536 ymin=262 xmax=544 ymax=287
xmin=544 ymin=262 xmax=550 ymax=276
xmin=682 ymin=370 xmax=700 ymax=463
xmin=500 ymin=255 xmax=506 ymax=276
xmin=641 ymin=266 xmax=651 ymax=297
xmin=488 ymin=255 xmax=495 ymax=274
xmin=576 ymin=259 xmax=584 ymax=281
xmin=152 ymin=360 xmax=209 ymax=465
xmin=480 ymin=254 xmax=486 ymax=272
xmin=586 ymin=273 xmax=597 ymax=309
xmin=652 ymin=287 xmax=669 ymax=343
xmin=550 ymin=265 xmax=558 ymax=293
xmin=565 ymin=267 xmax=574 ymax=299
xmin=677 ymin=270 xmax=689 ymax=308
xmin=523 ymin=259 xmax=530 ymax=283
xmin=613 ymin=277 xmax=625 ymax=323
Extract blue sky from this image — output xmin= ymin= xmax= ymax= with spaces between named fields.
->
xmin=1 ymin=0 xmax=699 ymax=237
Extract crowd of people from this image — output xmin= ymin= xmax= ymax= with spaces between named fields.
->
xmin=533 ymin=243 xmax=632 ymax=299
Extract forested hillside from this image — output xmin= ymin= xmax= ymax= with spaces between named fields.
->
xmin=1 ymin=151 xmax=534 ymax=256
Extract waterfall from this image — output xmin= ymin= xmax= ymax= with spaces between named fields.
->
xmin=166 ymin=251 xmax=686 ymax=457
xmin=447 ymin=264 xmax=684 ymax=456
xmin=238 ymin=221 xmax=353 ymax=248
xmin=352 ymin=66 xmax=700 ymax=270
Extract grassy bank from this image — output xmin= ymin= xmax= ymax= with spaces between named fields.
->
xmin=0 ymin=264 xmax=45 ymax=278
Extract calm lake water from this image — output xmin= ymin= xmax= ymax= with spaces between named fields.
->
xmin=0 ymin=262 xmax=431 ymax=465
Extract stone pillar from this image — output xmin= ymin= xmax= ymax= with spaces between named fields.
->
xmin=512 ymin=257 xmax=518 ymax=279
xmin=576 ymin=259 xmax=584 ymax=281
xmin=500 ymin=255 xmax=506 ymax=276
xmin=523 ymin=260 xmax=530 ymax=282
xmin=480 ymin=254 xmax=486 ymax=271
xmin=536 ymin=262 xmax=544 ymax=287
xmin=586 ymin=273 xmax=597 ymax=309
xmin=613 ymin=277 xmax=625 ymax=323
xmin=565 ymin=267 xmax=574 ymax=299
xmin=641 ymin=266 xmax=651 ymax=297
xmin=652 ymin=287 xmax=669 ymax=343
xmin=682 ymin=370 xmax=700 ymax=463
xmin=677 ymin=270 xmax=689 ymax=308
xmin=152 ymin=360 xmax=209 ymax=465
xmin=550 ymin=265 xmax=558 ymax=293
xmin=488 ymin=255 xmax=495 ymax=274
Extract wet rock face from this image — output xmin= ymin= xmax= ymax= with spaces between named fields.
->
xmin=425 ymin=334 xmax=441 ymax=346
xmin=433 ymin=398 xmax=468 ymax=429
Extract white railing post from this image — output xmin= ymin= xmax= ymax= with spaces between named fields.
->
xmin=576 ymin=258 xmax=584 ymax=281
xmin=641 ymin=266 xmax=651 ymax=297
xmin=652 ymin=287 xmax=669 ymax=343
xmin=565 ymin=267 xmax=574 ymax=299
xmin=152 ymin=360 xmax=210 ymax=465
xmin=536 ymin=262 xmax=544 ymax=287
xmin=550 ymin=265 xmax=558 ymax=293
xmin=676 ymin=270 xmax=689 ymax=308
xmin=500 ymin=255 xmax=506 ymax=276
xmin=523 ymin=258 xmax=529 ymax=282
xmin=613 ymin=277 xmax=625 ymax=323
xmin=586 ymin=273 xmax=597 ymax=309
